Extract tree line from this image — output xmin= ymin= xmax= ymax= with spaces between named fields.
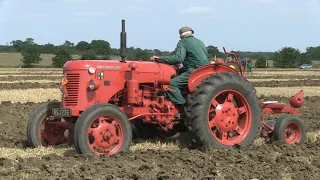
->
xmin=0 ymin=38 xmax=319 ymax=68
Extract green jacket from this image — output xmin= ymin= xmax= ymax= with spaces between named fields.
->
xmin=158 ymin=35 xmax=209 ymax=71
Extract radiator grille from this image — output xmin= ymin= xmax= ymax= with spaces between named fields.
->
xmin=64 ymin=73 xmax=80 ymax=106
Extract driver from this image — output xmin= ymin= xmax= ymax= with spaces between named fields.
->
xmin=151 ymin=26 xmax=209 ymax=117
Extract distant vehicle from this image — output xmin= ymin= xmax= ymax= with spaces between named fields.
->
xmin=299 ymin=64 xmax=312 ymax=69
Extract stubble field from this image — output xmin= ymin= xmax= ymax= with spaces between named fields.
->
xmin=0 ymin=68 xmax=319 ymax=179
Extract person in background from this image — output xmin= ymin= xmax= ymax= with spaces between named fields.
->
xmin=247 ymin=58 xmax=252 ymax=73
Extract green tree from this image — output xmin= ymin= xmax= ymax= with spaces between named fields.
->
xmin=130 ymin=48 xmax=152 ymax=60
xmin=20 ymin=45 xmax=42 ymax=67
xmin=42 ymin=43 xmax=56 ymax=54
xmin=10 ymin=40 xmax=25 ymax=52
xmin=25 ymin=38 xmax=35 ymax=45
xmin=76 ymin=41 xmax=90 ymax=52
xmin=52 ymin=49 xmax=72 ymax=67
xmin=90 ymin=40 xmax=111 ymax=55
xmin=81 ymin=50 xmax=98 ymax=60
xmin=100 ymin=55 xmax=111 ymax=60
xmin=254 ymin=56 xmax=267 ymax=68
xmin=297 ymin=53 xmax=312 ymax=66
xmin=273 ymin=47 xmax=300 ymax=68
xmin=207 ymin=45 xmax=221 ymax=58
xmin=305 ymin=46 xmax=320 ymax=59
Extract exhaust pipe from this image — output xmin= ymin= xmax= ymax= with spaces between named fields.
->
xmin=120 ymin=19 xmax=128 ymax=63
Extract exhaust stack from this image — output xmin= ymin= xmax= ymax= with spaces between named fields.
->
xmin=120 ymin=19 xmax=128 ymax=62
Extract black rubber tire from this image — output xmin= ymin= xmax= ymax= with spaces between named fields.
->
xmin=27 ymin=101 xmax=71 ymax=147
xmin=187 ymin=72 xmax=261 ymax=149
xmin=273 ymin=114 xmax=306 ymax=145
xmin=73 ymin=103 xmax=132 ymax=155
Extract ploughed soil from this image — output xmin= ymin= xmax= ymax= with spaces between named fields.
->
xmin=250 ymin=79 xmax=320 ymax=87
xmin=0 ymin=82 xmax=59 ymax=89
xmin=0 ymin=96 xmax=319 ymax=179
xmin=0 ymin=75 xmax=60 ymax=81
xmin=2 ymin=79 xmax=320 ymax=90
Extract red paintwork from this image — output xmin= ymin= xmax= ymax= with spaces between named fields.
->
xmin=259 ymin=90 xmax=305 ymax=139
xmin=188 ymin=63 xmax=238 ymax=92
xmin=52 ymin=48 xmax=305 ymax=151
xmin=87 ymin=114 xmax=124 ymax=155
xmin=284 ymin=122 xmax=301 ymax=144
xmin=62 ymin=60 xmax=176 ymax=116
xmin=290 ymin=90 xmax=304 ymax=108
xmin=222 ymin=47 xmax=244 ymax=77
xmin=39 ymin=116 xmax=73 ymax=146
xmin=208 ymin=89 xmax=252 ymax=146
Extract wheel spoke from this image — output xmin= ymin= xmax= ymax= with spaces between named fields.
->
xmin=226 ymin=93 xmax=233 ymax=102
xmin=209 ymin=116 xmax=217 ymax=128
xmin=235 ymin=126 xmax=244 ymax=135
xmin=221 ymin=132 xmax=228 ymax=141
xmin=88 ymin=127 xmax=95 ymax=134
xmin=99 ymin=117 xmax=106 ymax=124
xmin=211 ymin=99 xmax=219 ymax=107
xmin=237 ymin=106 xmax=246 ymax=114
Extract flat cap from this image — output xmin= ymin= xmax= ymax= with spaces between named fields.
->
xmin=179 ymin=26 xmax=194 ymax=35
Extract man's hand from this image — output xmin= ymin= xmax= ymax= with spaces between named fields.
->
xmin=151 ymin=55 xmax=160 ymax=61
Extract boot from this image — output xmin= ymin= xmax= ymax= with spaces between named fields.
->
xmin=174 ymin=104 xmax=185 ymax=119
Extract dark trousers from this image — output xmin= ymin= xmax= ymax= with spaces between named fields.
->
xmin=164 ymin=69 xmax=192 ymax=105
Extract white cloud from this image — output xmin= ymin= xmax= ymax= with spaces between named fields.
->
xmin=72 ymin=12 xmax=106 ymax=16
xmin=180 ymin=6 xmax=215 ymax=16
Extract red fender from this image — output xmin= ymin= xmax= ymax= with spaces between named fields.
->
xmin=188 ymin=64 xmax=239 ymax=92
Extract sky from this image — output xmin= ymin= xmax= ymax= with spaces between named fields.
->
xmin=0 ymin=0 xmax=319 ymax=52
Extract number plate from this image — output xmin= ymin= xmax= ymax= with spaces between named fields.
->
xmin=52 ymin=108 xmax=72 ymax=117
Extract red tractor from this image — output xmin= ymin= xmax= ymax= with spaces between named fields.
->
xmin=27 ymin=20 xmax=306 ymax=156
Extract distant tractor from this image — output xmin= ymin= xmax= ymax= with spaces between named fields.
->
xmin=27 ymin=20 xmax=306 ymax=156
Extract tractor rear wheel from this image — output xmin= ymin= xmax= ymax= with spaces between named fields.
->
xmin=187 ymin=72 xmax=261 ymax=149
xmin=73 ymin=103 xmax=132 ymax=155
xmin=27 ymin=101 xmax=74 ymax=148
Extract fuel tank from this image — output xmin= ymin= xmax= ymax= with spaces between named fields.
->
xmin=63 ymin=60 xmax=177 ymax=84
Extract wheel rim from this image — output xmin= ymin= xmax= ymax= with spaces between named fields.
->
xmin=87 ymin=114 xmax=124 ymax=155
xmin=39 ymin=115 xmax=73 ymax=146
xmin=284 ymin=122 xmax=301 ymax=144
xmin=207 ymin=89 xmax=252 ymax=146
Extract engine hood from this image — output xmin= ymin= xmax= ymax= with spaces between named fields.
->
xmin=63 ymin=60 xmax=175 ymax=74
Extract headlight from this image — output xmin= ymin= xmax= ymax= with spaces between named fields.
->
xmin=88 ymin=67 xmax=96 ymax=74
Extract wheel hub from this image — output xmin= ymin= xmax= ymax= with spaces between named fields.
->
xmin=41 ymin=118 xmax=73 ymax=146
xmin=214 ymin=102 xmax=239 ymax=132
xmin=90 ymin=120 xmax=118 ymax=149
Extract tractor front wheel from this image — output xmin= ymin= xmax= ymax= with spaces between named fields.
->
xmin=187 ymin=72 xmax=261 ymax=149
xmin=273 ymin=114 xmax=306 ymax=144
xmin=73 ymin=103 xmax=132 ymax=155
xmin=27 ymin=101 xmax=74 ymax=148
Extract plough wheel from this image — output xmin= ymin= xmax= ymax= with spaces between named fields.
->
xmin=27 ymin=101 xmax=74 ymax=148
xmin=73 ymin=103 xmax=132 ymax=156
xmin=273 ymin=114 xmax=306 ymax=144
xmin=187 ymin=72 xmax=261 ymax=149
